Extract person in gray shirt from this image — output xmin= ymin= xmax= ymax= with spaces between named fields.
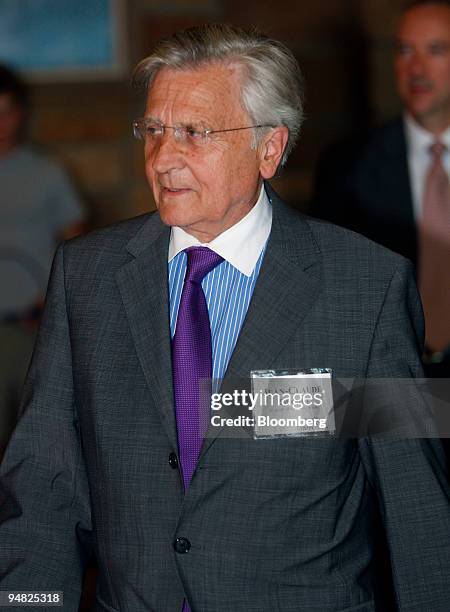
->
xmin=0 ymin=65 xmax=85 ymax=454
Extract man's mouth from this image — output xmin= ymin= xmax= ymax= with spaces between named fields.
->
xmin=408 ymin=79 xmax=433 ymax=94
xmin=161 ymin=186 xmax=190 ymax=195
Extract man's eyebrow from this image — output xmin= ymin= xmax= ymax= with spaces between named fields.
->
xmin=393 ymin=38 xmax=450 ymax=48
xmin=144 ymin=116 xmax=211 ymax=127
xmin=143 ymin=114 xmax=160 ymax=121
xmin=429 ymin=40 xmax=450 ymax=47
xmin=394 ymin=37 xmax=409 ymax=45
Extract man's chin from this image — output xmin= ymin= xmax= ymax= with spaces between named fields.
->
xmin=405 ymin=94 xmax=439 ymax=120
xmin=157 ymin=206 xmax=197 ymax=231
xmin=408 ymin=103 xmax=450 ymax=130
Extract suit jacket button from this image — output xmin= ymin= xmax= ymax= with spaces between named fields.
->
xmin=174 ymin=537 xmax=191 ymax=554
xmin=168 ymin=452 xmax=179 ymax=469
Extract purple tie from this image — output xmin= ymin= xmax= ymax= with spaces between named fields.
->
xmin=172 ymin=248 xmax=223 ymax=612
xmin=172 ymin=247 xmax=223 ymax=490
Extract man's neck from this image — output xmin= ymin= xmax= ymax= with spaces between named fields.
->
xmin=413 ymin=112 xmax=450 ymax=138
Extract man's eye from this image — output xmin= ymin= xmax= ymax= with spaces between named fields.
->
xmin=186 ymin=127 xmax=204 ymax=140
xmin=146 ymin=124 xmax=163 ymax=136
xmin=429 ymin=43 xmax=449 ymax=56
xmin=396 ymin=43 xmax=412 ymax=56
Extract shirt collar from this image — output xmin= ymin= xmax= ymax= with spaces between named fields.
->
xmin=404 ymin=113 xmax=450 ymax=154
xmin=168 ymin=183 xmax=272 ymax=277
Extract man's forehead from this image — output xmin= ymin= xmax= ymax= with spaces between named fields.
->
xmin=397 ymin=5 xmax=450 ymax=38
xmin=145 ymin=63 xmax=245 ymax=122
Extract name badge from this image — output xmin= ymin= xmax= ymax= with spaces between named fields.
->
xmin=250 ymin=369 xmax=335 ymax=439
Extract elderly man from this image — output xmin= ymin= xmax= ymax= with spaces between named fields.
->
xmin=313 ymin=0 xmax=450 ymax=373
xmin=0 ymin=23 xmax=449 ymax=612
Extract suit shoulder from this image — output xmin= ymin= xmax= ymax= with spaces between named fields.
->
xmin=61 ymin=212 xmax=162 ymax=266
xmin=65 ymin=213 xmax=154 ymax=251
xmin=59 ymin=212 xmax=164 ymax=282
xmin=315 ymin=118 xmax=404 ymax=174
xmin=362 ymin=118 xmax=405 ymax=156
xmin=304 ymin=215 xmax=412 ymax=276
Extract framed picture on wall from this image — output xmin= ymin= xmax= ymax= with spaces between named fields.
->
xmin=0 ymin=0 xmax=128 ymax=80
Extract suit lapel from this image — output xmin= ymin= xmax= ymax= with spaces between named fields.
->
xmin=198 ymin=189 xmax=323 ymax=458
xmin=116 ymin=215 xmax=179 ymax=452
xmin=115 ymin=194 xmax=324 ymax=464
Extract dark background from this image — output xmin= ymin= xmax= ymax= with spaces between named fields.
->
xmin=13 ymin=0 xmax=406 ymax=227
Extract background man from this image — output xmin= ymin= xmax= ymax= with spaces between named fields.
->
xmin=0 ymin=65 xmax=85 ymax=456
xmin=1 ymin=23 xmax=450 ymax=612
xmin=312 ymin=0 xmax=450 ymax=374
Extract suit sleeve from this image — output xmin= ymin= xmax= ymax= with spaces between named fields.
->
xmin=359 ymin=259 xmax=450 ymax=611
xmin=0 ymin=244 xmax=93 ymax=610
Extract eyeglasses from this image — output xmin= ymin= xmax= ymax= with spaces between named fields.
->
xmin=132 ymin=117 xmax=274 ymax=147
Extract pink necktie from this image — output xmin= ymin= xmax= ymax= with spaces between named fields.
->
xmin=419 ymin=142 xmax=450 ymax=353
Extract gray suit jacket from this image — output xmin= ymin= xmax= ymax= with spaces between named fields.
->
xmin=1 ymin=187 xmax=449 ymax=612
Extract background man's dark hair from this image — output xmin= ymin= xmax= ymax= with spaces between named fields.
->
xmin=0 ymin=64 xmax=29 ymax=109
xmin=401 ymin=0 xmax=450 ymax=11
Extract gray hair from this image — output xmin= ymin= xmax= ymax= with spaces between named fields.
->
xmin=133 ymin=23 xmax=305 ymax=166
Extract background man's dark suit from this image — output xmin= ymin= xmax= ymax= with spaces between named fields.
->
xmin=1 ymin=189 xmax=450 ymax=611
xmin=312 ymin=116 xmax=450 ymax=383
xmin=312 ymin=118 xmax=417 ymax=266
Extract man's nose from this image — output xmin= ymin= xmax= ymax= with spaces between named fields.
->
xmin=148 ymin=130 xmax=186 ymax=174
xmin=407 ymin=52 xmax=427 ymax=77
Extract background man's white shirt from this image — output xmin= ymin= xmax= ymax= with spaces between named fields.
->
xmin=404 ymin=114 xmax=450 ymax=221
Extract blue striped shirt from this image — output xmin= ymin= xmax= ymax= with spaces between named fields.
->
xmin=168 ymin=247 xmax=266 ymax=385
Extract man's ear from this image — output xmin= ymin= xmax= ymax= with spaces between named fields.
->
xmin=258 ymin=126 xmax=289 ymax=179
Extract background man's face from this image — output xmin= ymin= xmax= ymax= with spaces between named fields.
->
xmin=394 ymin=3 xmax=450 ymax=131
xmin=144 ymin=63 xmax=266 ymax=242
xmin=0 ymin=93 xmax=22 ymax=151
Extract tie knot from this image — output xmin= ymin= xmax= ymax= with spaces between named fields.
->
xmin=184 ymin=247 xmax=223 ymax=284
xmin=430 ymin=141 xmax=446 ymax=159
